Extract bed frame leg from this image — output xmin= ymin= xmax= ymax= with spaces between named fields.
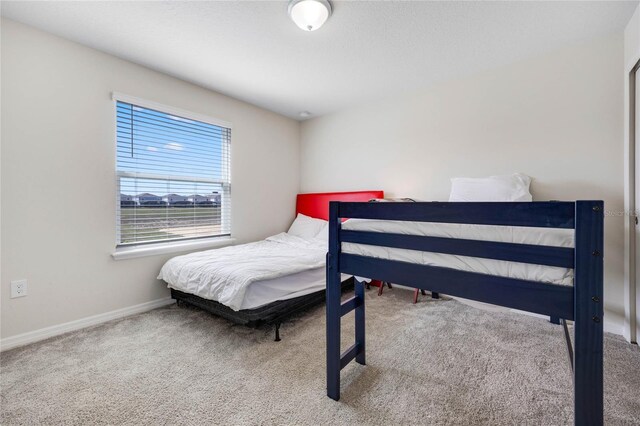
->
xmin=431 ymin=292 xmax=440 ymax=299
xmin=274 ymin=323 xmax=281 ymax=342
xmin=574 ymin=314 xmax=603 ymax=426
xmin=550 ymin=316 xmax=560 ymax=325
xmin=327 ymin=203 xmax=342 ymax=401
xmin=355 ymin=279 xmax=366 ymax=365
xmin=573 ymin=201 xmax=604 ymax=426
xmin=327 ymin=262 xmax=341 ymax=400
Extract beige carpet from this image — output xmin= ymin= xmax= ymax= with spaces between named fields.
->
xmin=1 ymin=289 xmax=639 ymax=425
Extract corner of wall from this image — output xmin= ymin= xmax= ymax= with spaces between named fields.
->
xmin=623 ymin=3 xmax=640 ymax=345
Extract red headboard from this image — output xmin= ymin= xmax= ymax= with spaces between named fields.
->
xmin=296 ymin=190 xmax=384 ymax=221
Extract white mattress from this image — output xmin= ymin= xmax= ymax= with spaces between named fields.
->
xmin=241 ymin=269 xmax=353 ymax=310
xmin=341 ymin=219 xmax=575 ymax=286
xmin=240 ymin=267 xmax=325 ymax=310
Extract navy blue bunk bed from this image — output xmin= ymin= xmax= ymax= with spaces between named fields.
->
xmin=325 ymin=201 xmax=604 ymax=426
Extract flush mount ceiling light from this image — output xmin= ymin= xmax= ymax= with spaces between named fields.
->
xmin=288 ymin=0 xmax=332 ymax=32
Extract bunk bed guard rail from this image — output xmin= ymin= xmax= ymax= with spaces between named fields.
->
xmin=325 ymin=201 xmax=603 ymax=426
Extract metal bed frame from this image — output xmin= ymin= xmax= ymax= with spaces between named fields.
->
xmin=171 ymin=277 xmax=353 ymax=341
xmin=325 ymin=201 xmax=604 ymax=426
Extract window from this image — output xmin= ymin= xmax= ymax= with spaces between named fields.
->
xmin=115 ymin=96 xmax=231 ymax=246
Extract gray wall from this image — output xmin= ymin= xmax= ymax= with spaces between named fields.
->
xmin=1 ymin=19 xmax=300 ymax=339
xmin=300 ymin=33 xmax=626 ymax=333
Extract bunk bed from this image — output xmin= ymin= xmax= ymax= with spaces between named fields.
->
xmin=325 ymin=200 xmax=603 ymax=426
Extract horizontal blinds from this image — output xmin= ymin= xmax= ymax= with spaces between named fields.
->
xmin=116 ymin=100 xmax=231 ymax=246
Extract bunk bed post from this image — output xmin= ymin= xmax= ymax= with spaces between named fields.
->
xmin=355 ymin=278 xmax=366 ymax=365
xmin=573 ymin=201 xmax=604 ymax=426
xmin=326 ymin=202 xmax=342 ymax=401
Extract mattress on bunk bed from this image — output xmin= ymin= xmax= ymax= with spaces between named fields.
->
xmin=341 ymin=219 xmax=575 ymax=286
xmin=158 ymin=232 xmax=328 ymax=311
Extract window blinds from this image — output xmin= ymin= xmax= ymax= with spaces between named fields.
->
xmin=116 ymin=100 xmax=231 ymax=246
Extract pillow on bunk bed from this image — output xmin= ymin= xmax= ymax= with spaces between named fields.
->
xmin=287 ymin=213 xmax=327 ymax=239
xmin=449 ymin=173 xmax=532 ymax=202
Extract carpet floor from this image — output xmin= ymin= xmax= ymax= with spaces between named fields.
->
xmin=1 ymin=289 xmax=639 ymax=425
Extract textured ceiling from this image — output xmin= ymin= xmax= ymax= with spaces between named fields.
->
xmin=1 ymin=1 xmax=637 ymax=119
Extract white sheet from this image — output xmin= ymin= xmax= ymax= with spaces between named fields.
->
xmin=342 ymin=219 xmax=574 ymax=286
xmin=158 ymin=233 xmax=326 ymax=311
xmin=240 ymin=267 xmax=325 ymax=310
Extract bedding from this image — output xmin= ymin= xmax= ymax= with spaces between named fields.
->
xmin=342 ymin=219 xmax=574 ymax=286
xmin=240 ymin=267 xmax=327 ymax=310
xmin=158 ymin=232 xmax=327 ymax=311
xmin=314 ymin=222 xmax=329 ymax=242
xmin=287 ymin=213 xmax=328 ymax=239
xmin=449 ymin=173 xmax=532 ymax=202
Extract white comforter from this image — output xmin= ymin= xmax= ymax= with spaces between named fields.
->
xmin=158 ymin=233 xmax=326 ymax=311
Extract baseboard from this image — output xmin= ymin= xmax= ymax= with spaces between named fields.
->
xmin=0 ymin=294 xmax=627 ymax=352
xmin=604 ymin=317 xmax=623 ymax=336
xmin=0 ymin=297 xmax=175 ymax=352
xmin=510 ymin=308 xmax=624 ymax=336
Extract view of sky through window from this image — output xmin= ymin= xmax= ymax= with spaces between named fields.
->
xmin=116 ymin=101 xmax=228 ymax=196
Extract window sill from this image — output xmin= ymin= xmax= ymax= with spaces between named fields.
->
xmin=111 ymin=237 xmax=235 ymax=261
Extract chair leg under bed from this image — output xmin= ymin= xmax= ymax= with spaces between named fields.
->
xmin=377 ymin=281 xmax=393 ymax=296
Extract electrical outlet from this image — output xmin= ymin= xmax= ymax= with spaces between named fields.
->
xmin=11 ymin=280 xmax=27 ymax=298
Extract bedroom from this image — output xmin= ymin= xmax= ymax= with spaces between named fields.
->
xmin=1 ymin=1 xmax=639 ymax=424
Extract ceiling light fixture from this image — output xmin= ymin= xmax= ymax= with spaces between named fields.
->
xmin=288 ymin=0 xmax=332 ymax=32
xmin=299 ymin=111 xmax=312 ymax=118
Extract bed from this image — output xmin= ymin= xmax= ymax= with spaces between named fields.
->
xmin=325 ymin=200 xmax=604 ymax=426
xmin=160 ymin=190 xmax=383 ymax=341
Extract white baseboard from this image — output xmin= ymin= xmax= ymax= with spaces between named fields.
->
xmin=0 ymin=297 xmax=175 ymax=352
xmin=510 ymin=308 xmax=624 ymax=336
xmin=0 ymin=295 xmax=627 ymax=352
xmin=604 ymin=318 xmax=623 ymax=336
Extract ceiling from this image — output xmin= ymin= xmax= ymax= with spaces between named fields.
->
xmin=2 ymin=1 xmax=638 ymax=120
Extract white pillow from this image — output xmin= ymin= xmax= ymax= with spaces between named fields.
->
xmin=314 ymin=223 xmax=329 ymax=242
xmin=449 ymin=173 xmax=532 ymax=202
xmin=287 ymin=213 xmax=327 ymax=239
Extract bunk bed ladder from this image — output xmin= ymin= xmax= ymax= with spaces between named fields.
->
xmin=327 ymin=205 xmax=366 ymax=401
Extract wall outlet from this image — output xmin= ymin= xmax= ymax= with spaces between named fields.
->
xmin=11 ymin=280 xmax=27 ymax=298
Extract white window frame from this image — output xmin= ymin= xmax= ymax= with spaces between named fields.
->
xmin=111 ymin=92 xmax=234 ymax=259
